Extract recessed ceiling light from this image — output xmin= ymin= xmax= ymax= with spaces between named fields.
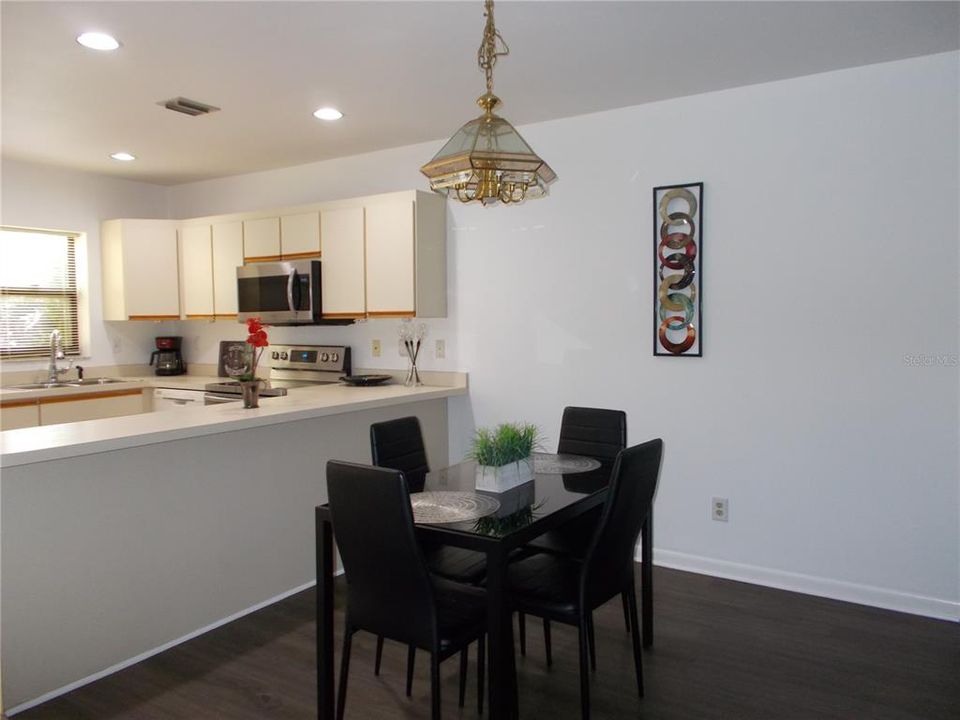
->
xmin=110 ymin=152 xmax=136 ymax=162
xmin=313 ymin=107 xmax=343 ymax=121
xmin=77 ymin=32 xmax=120 ymax=51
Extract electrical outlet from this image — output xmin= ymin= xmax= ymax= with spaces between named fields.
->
xmin=435 ymin=339 xmax=446 ymax=359
xmin=712 ymin=497 xmax=729 ymax=522
xmin=112 ymin=336 xmax=122 ymax=355
xmin=371 ymin=339 xmax=381 ymax=358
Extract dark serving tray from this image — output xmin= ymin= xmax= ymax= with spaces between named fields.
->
xmin=339 ymin=374 xmax=393 ymax=386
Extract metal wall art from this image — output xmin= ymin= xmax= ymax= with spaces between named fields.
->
xmin=653 ymin=182 xmax=703 ymax=356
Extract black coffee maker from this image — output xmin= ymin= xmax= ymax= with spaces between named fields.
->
xmin=150 ymin=336 xmax=186 ymax=376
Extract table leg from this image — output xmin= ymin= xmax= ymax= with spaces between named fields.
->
xmin=485 ymin=547 xmax=518 ymax=720
xmin=316 ymin=510 xmax=335 ymax=720
xmin=641 ymin=509 xmax=653 ymax=648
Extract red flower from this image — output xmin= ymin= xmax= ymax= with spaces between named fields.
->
xmin=245 ymin=317 xmax=269 ymax=349
xmin=247 ymin=329 xmax=269 ymax=348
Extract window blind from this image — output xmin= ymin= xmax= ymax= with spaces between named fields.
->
xmin=0 ymin=229 xmax=80 ymax=359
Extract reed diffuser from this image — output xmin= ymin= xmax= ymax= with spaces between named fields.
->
xmin=398 ymin=321 xmax=427 ymax=387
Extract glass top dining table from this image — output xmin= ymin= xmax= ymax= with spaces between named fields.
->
xmin=314 ymin=452 xmax=654 ymax=720
xmin=409 ymin=453 xmax=612 ymax=548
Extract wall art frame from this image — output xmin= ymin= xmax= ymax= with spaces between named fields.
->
xmin=653 ymin=181 xmax=703 ymax=357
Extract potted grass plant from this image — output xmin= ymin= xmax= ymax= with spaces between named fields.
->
xmin=469 ymin=422 xmax=540 ymax=493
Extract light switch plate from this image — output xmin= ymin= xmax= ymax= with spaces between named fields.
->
xmin=435 ymin=339 xmax=445 ymax=359
xmin=371 ymin=339 xmax=381 ymax=358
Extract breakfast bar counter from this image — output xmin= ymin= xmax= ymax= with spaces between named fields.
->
xmin=0 ymin=372 xmax=468 ymax=468
xmin=0 ymin=373 xmax=467 ymax=713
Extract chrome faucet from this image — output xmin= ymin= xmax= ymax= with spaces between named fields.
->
xmin=47 ymin=329 xmax=73 ymax=383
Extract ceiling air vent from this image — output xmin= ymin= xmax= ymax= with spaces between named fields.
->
xmin=159 ymin=97 xmax=221 ymax=117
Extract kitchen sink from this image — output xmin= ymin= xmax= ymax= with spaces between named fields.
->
xmin=4 ymin=378 xmax=128 ymax=390
xmin=4 ymin=382 xmax=76 ymax=390
xmin=67 ymin=378 xmax=128 ymax=386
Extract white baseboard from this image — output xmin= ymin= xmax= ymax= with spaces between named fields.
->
xmin=6 ymin=574 xmax=340 ymax=716
xmin=645 ymin=547 xmax=960 ymax=623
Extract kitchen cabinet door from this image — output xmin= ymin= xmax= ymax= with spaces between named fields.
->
xmin=280 ymin=212 xmax=321 ymax=260
xmin=101 ymin=219 xmax=180 ymax=321
xmin=320 ymin=206 xmax=366 ymax=319
xmin=39 ymin=390 xmax=146 ymax=426
xmin=365 ymin=200 xmax=415 ymax=317
xmin=180 ymin=224 xmax=214 ymax=319
xmin=0 ymin=401 xmax=40 ymax=430
xmin=212 ymin=221 xmax=243 ymax=317
xmin=243 ymin=217 xmax=280 ymax=263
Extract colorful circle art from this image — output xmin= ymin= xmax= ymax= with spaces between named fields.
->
xmin=655 ymin=185 xmax=701 ymax=356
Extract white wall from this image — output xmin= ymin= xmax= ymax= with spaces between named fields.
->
xmin=168 ymin=52 xmax=960 ymax=618
xmin=0 ymin=158 xmax=174 ymax=373
xmin=1 ymin=53 xmax=955 ymax=619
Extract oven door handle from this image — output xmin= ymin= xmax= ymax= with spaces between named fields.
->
xmin=204 ymin=393 xmax=241 ymax=405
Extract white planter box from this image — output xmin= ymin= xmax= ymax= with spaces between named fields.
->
xmin=475 ymin=457 xmax=534 ymax=493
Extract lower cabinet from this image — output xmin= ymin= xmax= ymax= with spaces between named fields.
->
xmin=0 ymin=401 xmax=41 ymax=430
xmin=38 ymin=390 xmax=146 ymax=426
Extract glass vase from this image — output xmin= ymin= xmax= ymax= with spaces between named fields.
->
xmin=240 ymin=379 xmax=261 ymax=409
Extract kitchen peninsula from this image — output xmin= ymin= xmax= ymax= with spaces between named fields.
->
xmin=0 ymin=374 xmax=466 ymax=712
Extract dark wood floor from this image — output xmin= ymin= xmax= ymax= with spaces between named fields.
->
xmin=16 ymin=567 xmax=960 ymax=719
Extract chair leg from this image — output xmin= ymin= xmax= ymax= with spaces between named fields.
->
xmin=621 ymin=593 xmax=631 ymax=632
xmin=336 ymin=627 xmax=353 ymax=720
xmin=518 ymin=611 xmax=526 ymax=656
xmin=577 ymin=618 xmax=591 ymax=720
xmin=374 ymin=635 xmax=384 ymax=676
xmin=543 ymin=618 xmax=553 ymax=667
xmin=405 ymin=644 xmax=416 ymax=697
xmin=627 ymin=583 xmax=644 ymax=697
xmin=430 ymin=652 xmax=442 ymax=720
xmin=477 ymin=634 xmax=486 ymax=715
xmin=586 ymin=613 xmax=597 ymax=672
xmin=459 ymin=646 xmax=468 ymax=708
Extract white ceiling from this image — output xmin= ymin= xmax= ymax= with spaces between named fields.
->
xmin=2 ymin=1 xmax=957 ymax=186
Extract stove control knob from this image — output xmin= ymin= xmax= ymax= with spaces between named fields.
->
xmin=320 ymin=352 xmax=330 ymax=362
xmin=331 ymin=352 xmax=339 ymax=363
xmin=271 ymin=351 xmax=280 ymax=360
xmin=280 ymin=352 xmax=288 ymax=360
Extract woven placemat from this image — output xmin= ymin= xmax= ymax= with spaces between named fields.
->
xmin=410 ymin=491 xmax=501 ymax=524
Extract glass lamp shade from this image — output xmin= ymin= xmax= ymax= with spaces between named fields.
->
xmin=421 ymin=98 xmax=556 ymax=205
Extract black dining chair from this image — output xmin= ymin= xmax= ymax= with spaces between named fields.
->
xmin=370 ymin=417 xmax=489 ymax=686
xmin=506 ymin=439 xmax=663 ymax=720
xmin=518 ymin=407 xmax=628 ymax=665
xmin=327 ymin=461 xmax=487 ymax=720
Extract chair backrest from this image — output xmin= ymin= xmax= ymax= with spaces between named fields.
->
xmin=326 ymin=460 xmax=436 ymax=647
xmin=370 ymin=416 xmax=430 ymax=493
xmin=581 ymin=439 xmax=663 ymax=609
xmin=557 ymin=406 xmax=627 ymax=471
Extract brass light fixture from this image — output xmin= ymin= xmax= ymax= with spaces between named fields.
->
xmin=420 ymin=0 xmax=556 ymax=206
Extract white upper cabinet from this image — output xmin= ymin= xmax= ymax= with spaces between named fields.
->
xmin=364 ymin=192 xmax=446 ymax=318
xmin=103 ymin=190 xmax=446 ymax=323
xmin=212 ymin=221 xmax=243 ymax=317
xmin=243 ymin=217 xmax=280 ymax=262
xmin=365 ymin=200 xmax=415 ymax=317
xmin=320 ymin=206 xmax=366 ymax=318
xmin=280 ymin=212 xmax=321 ymax=259
xmin=101 ymin=219 xmax=180 ymax=321
xmin=179 ymin=225 xmax=214 ymax=318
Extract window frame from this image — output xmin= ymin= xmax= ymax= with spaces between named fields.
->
xmin=0 ymin=226 xmax=90 ymax=363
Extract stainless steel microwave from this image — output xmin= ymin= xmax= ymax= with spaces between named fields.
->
xmin=236 ymin=260 xmax=351 ymax=326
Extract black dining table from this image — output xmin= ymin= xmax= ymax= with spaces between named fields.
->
xmin=315 ymin=453 xmax=654 ymax=720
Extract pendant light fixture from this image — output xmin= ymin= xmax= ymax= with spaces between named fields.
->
xmin=420 ymin=0 xmax=556 ymax=205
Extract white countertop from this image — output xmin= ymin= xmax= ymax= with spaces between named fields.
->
xmin=0 ymin=374 xmax=467 ymax=468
